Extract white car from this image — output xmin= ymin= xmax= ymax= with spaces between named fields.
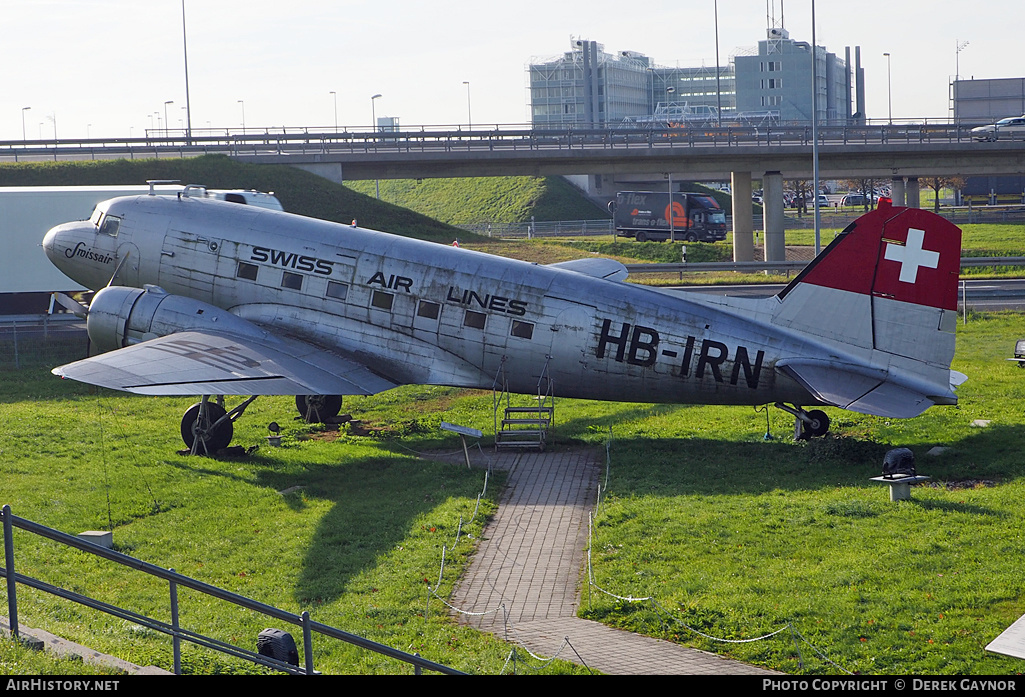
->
xmin=971 ymin=116 xmax=1025 ymax=141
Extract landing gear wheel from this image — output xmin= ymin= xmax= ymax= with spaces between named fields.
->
xmin=795 ymin=409 xmax=830 ymax=440
xmin=806 ymin=409 xmax=830 ymax=437
xmin=181 ymin=402 xmax=233 ymax=453
xmin=295 ymin=395 xmax=343 ymax=423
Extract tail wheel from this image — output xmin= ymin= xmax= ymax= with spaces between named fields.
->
xmin=296 ymin=395 xmax=343 ymax=423
xmin=181 ymin=402 xmax=233 ymax=453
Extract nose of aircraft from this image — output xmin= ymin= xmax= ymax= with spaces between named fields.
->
xmin=42 ymin=224 xmax=60 ymax=264
xmin=43 ymin=221 xmax=110 ymax=289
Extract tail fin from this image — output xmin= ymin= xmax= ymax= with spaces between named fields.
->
xmin=773 ymin=200 xmax=962 ymax=418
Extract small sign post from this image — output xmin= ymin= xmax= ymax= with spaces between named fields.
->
xmin=440 ymin=422 xmax=482 ymax=469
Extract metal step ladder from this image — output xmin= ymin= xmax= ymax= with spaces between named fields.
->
xmin=493 ymin=356 xmax=554 ymax=451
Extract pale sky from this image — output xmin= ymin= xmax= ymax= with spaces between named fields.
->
xmin=1 ymin=0 xmax=1018 ymax=140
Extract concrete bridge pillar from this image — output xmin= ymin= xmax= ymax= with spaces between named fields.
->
xmin=290 ymin=162 xmax=344 ymax=185
xmin=731 ymin=171 xmax=754 ymax=262
xmin=763 ymin=171 xmax=785 ymax=262
xmin=890 ymin=177 xmax=906 ymax=206
xmin=905 ymin=177 xmax=920 ymax=209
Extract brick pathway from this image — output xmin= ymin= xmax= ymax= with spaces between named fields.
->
xmin=448 ymin=448 xmax=777 ymax=675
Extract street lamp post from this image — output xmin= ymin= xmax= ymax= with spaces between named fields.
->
xmin=954 ymin=40 xmax=969 ymax=117
xmin=883 ymin=52 xmax=892 ymax=125
xmin=371 ymin=93 xmax=382 ymax=199
xmin=371 ymin=93 xmax=381 ymax=132
xmin=238 ymin=100 xmax=246 ymax=132
xmin=667 ymin=172 xmax=676 ymax=243
xmin=181 ymin=0 xmax=192 ymax=143
xmin=330 ymin=91 xmax=337 ymax=132
xmin=21 ymin=107 xmax=30 ymax=142
xmin=811 ymin=0 xmax=821 ymax=256
xmin=463 ymin=81 xmax=472 ymax=130
xmin=955 ymin=40 xmax=969 ymax=82
xmin=163 ymin=100 xmax=174 ymax=138
xmin=714 ymin=0 xmax=722 ymax=126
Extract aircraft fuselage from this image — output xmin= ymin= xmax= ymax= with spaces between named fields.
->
xmin=43 ymin=194 xmax=833 ymax=408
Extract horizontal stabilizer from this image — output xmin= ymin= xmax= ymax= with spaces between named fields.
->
xmin=547 ymin=258 xmax=628 ymax=281
xmin=778 ymin=358 xmax=943 ymax=419
xmin=52 ymin=329 xmax=399 ymax=397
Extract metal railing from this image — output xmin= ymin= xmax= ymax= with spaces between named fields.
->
xmin=0 ymin=316 xmax=87 ymax=370
xmin=458 ymin=219 xmax=614 ymax=238
xmin=1 ymin=504 xmax=462 ymax=675
xmin=0 ymin=121 xmax=1010 ymax=163
xmin=623 ymin=256 xmax=1025 ymax=277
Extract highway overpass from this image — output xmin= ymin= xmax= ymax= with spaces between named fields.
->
xmin=3 ymin=123 xmax=1025 ymax=181
xmin=3 ymin=122 xmax=1024 ymax=262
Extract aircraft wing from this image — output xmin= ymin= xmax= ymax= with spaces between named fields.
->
xmin=52 ymin=330 xmax=400 ymax=397
xmin=776 ymin=358 xmax=942 ymax=419
xmin=546 ymin=258 xmax=628 ymax=281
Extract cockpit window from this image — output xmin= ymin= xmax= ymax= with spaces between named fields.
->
xmin=90 ymin=207 xmax=103 ymax=226
xmin=99 ymin=215 xmax=121 ymax=237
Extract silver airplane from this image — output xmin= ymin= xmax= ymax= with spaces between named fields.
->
xmin=42 ymin=188 xmax=965 ymax=452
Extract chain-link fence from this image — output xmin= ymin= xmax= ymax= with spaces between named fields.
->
xmin=0 ymin=319 xmax=88 ymax=371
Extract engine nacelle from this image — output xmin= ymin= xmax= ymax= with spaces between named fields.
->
xmin=87 ymin=285 xmax=267 ymax=354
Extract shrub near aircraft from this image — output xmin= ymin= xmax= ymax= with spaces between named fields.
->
xmin=43 ymin=188 xmax=965 ymax=452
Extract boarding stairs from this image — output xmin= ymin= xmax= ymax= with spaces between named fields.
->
xmin=493 ymin=356 xmax=554 ymax=451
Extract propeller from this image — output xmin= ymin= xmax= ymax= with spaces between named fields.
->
xmin=48 ymin=250 xmax=129 ymax=320
xmin=49 ymin=292 xmax=89 ymax=318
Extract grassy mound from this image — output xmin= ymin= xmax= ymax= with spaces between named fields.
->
xmin=345 ymin=176 xmax=608 ymax=224
xmin=0 ymin=156 xmax=466 ymax=243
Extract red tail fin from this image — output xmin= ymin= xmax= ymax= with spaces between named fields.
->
xmin=794 ymin=199 xmax=961 ymax=310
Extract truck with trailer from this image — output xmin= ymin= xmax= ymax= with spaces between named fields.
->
xmin=0 ymin=183 xmax=281 ymax=315
xmin=612 ymin=191 xmax=727 ymax=242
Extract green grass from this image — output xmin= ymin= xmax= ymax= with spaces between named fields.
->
xmin=0 ymin=637 xmax=122 ymax=676
xmin=459 ymin=221 xmax=1025 ymax=286
xmin=0 ymin=365 xmax=588 ymax=674
xmin=0 ymin=156 xmax=468 ymax=244
xmin=6 ymin=313 xmax=1025 ymax=674
xmin=569 ymin=312 xmax=1025 ymax=675
xmin=345 ymin=176 xmax=608 ymax=224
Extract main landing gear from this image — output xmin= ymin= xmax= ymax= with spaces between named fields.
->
xmin=179 ymin=394 xmax=344 ymax=454
xmin=773 ymin=402 xmax=830 ymax=441
xmin=295 ymin=395 xmax=343 ymax=423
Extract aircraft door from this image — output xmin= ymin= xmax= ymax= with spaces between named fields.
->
xmin=113 ymin=241 xmax=140 ymax=287
xmin=543 ymin=300 xmax=597 ymax=393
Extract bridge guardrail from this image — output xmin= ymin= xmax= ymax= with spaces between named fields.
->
xmin=624 ymin=257 xmax=1025 ymax=276
xmin=0 ymin=122 xmax=1011 ymax=161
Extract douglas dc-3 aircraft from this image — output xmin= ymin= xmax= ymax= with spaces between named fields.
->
xmin=43 ymin=187 xmax=965 ymax=453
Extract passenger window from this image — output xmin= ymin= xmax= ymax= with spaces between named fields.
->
xmin=464 ymin=310 xmax=486 ymax=329
xmin=511 ymin=320 xmax=534 ymax=340
xmin=417 ymin=300 xmax=440 ymax=320
xmin=326 ymin=281 xmax=349 ymax=301
xmin=281 ymin=271 xmax=303 ymax=290
xmin=99 ymin=215 xmax=121 ymax=237
xmin=371 ymin=290 xmax=394 ymax=310
xmin=236 ymin=262 xmax=258 ymax=281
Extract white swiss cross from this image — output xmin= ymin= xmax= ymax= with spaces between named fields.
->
xmin=884 ymin=227 xmax=940 ymax=284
